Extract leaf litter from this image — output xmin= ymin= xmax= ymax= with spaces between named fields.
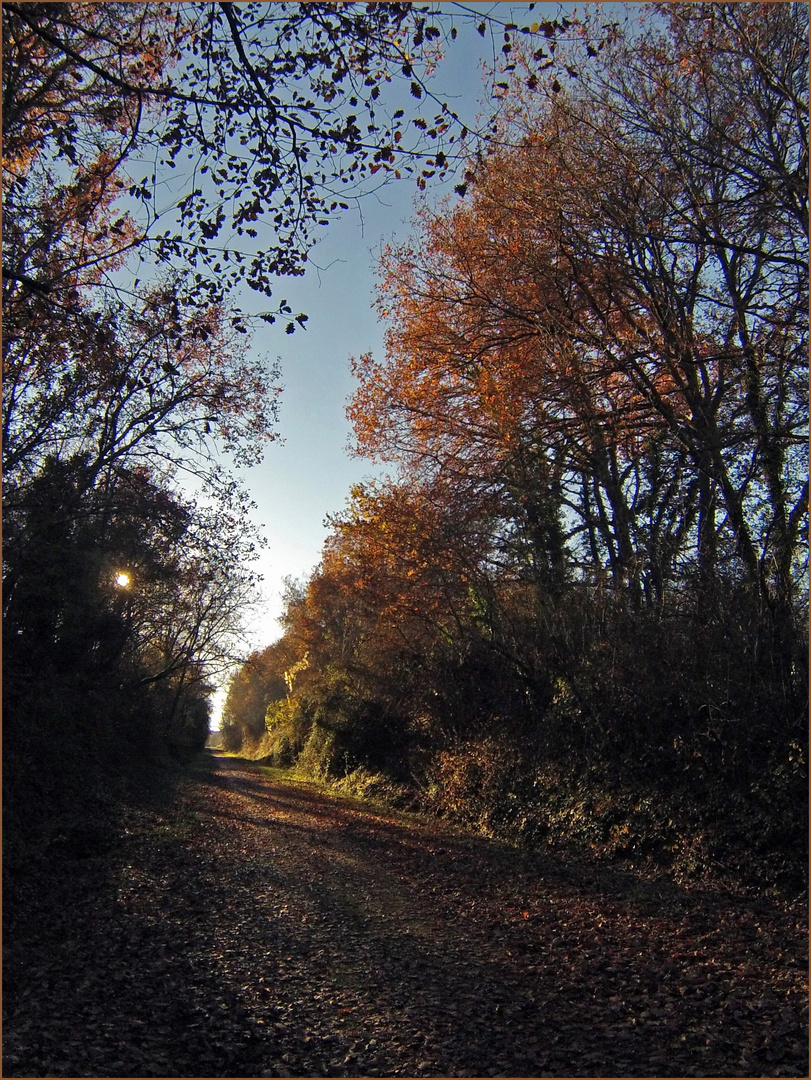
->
xmin=3 ymin=752 xmax=807 ymax=1078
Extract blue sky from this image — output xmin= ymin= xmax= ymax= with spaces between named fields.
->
xmin=227 ymin=6 xmax=532 ymax=653
xmin=209 ymin=3 xmax=641 ymax=721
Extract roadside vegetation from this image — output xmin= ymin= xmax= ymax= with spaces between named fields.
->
xmin=221 ymin=3 xmax=808 ymax=898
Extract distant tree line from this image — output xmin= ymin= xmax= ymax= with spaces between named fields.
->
xmin=222 ymin=3 xmax=808 ymax=892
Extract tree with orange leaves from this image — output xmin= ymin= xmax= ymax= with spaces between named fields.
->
xmin=353 ymin=2 xmax=808 ymax=640
xmin=341 ymin=2 xmax=807 ymax=834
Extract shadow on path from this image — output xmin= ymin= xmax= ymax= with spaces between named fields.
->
xmin=2 ymin=750 xmax=806 ymax=1078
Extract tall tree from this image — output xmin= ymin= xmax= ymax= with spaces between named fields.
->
xmin=352 ymin=2 xmax=808 ymax=634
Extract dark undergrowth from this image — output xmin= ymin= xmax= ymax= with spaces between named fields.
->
xmin=3 ymin=731 xmax=204 ymax=947
xmin=235 ymin=722 xmax=808 ymax=902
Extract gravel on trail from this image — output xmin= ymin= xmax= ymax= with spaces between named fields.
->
xmin=3 ymin=750 xmax=807 ymax=1078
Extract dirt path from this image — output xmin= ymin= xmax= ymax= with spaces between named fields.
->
xmin=3 ymin=751 xmax=807 ymax=1078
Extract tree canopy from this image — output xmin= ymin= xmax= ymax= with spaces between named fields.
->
xmin=3 ymin=2 xmax=582 ymax=322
